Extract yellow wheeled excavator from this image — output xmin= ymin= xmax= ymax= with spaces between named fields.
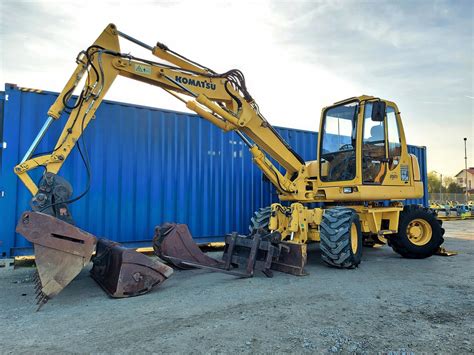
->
xmin=14 ymin=24 xmax=445 ymax=307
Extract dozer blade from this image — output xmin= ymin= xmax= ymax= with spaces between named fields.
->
xmin=16 ymin=211 xmax=97 ymax=310
xmin=153 ymin=223 xmax=223 ymax=269
xmin=91 ymin=238 xmax=173 ymax=298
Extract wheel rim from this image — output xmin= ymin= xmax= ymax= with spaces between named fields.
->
xmin=406 ymin=218 xmax=432 ymax=246
xmin=350 ymin=223 xmax=358 ymax=254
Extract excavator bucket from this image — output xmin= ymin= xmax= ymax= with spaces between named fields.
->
xmin=153 ymin=223 xmax=224 ymax=269
xmin=90 ymin=238 xmax=173 ymax=297
xmin=16 ymin=211 xmax=97 ymax=310
xmin=16 ymin=211 xmax=173 ymax=309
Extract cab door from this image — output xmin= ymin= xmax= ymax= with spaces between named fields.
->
xmin=362 ymin=102 xmax=388 ymax=184
xmin=361 ymin=101 xmax=405 ymax=185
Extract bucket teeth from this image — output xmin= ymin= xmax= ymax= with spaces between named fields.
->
xmin=35 ymin=291 xmax=43 ymax=302
xmin=35 ymin=288 xmax=44 ymax=300
xmin=34 ymin=282 xmax=42 ymax=293
xmin=36 ymin=293 xmax=49 ymax=312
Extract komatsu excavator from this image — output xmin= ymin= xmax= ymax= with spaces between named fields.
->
xmin=14 ymin=24 xmax=445 ymax=308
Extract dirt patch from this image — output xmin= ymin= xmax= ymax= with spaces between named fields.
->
xmin=0 ymin=224 xmax=473 ymax=354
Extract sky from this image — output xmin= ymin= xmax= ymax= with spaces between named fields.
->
xmin=0 ymin=0 xmax=472 ymax=177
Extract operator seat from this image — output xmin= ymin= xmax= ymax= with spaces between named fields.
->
xmin=363 ymin=124 xmax=386 ymax=183
xmin=368 ymin=125 xmax=384 ymax=142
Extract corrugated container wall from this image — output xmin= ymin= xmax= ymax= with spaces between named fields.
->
xmin=0 ymin=84 xmax=428 ymax=257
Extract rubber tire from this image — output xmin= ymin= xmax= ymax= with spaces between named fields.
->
xmin=320 ymin=208 xmax=362 ymax=269
xmin=248 ymin=206 xmax=271 ymax=235
xmin=388 ymin=206 xmax=444 ymax=259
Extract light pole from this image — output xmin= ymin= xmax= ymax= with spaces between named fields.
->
xmin=440 ymin=172 xmax=443 ymax=203
xmin=464 ymin=138 xmax=468 ymax=204
xmin=433 ymin=170 xmax=443 ymax=203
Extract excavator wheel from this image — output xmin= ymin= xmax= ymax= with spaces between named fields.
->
xmin=320 ymin=207 xmax=362 ymax=269
xmin=248 ymin=206 xmax=272 ymax=235
xmin=388 ymin=206 xmax=444 ymax=259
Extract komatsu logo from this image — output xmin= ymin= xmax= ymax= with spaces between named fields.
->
xmin=175 ymin=76 xmax=216 ymax=90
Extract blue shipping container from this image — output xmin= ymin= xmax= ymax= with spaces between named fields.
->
xmin=0 ymin=84 xmax=428 ymax=257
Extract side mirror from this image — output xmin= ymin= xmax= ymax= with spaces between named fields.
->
xmin=371 ymin=101 xmax=386 ymax=122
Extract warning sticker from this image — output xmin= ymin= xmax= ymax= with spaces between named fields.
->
xmin=134 ymin=64 xmax=152 ymax=75
xmin=400 ymin=165 xmax=409 ymax=181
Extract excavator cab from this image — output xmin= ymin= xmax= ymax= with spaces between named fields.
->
xmin=318 ymin=97 xmax=414 ymax=192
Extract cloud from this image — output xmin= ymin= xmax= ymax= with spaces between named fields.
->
xmin=0 ymin=0 xmax=472 ymax=176
xmin=271 ymin=0 xmax=472 ymax=98
xmin=269 ymin=0 xmax=473 ymax=174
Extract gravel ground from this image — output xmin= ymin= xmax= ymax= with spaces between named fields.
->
xmin=0 ymin=219 xmax=473 ymax=354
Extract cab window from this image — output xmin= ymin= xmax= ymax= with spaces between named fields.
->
xmin=320 ymin=102 xmax=358 ymax=182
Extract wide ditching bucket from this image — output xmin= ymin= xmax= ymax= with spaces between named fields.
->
xmin=91 ymin=238 xmax=173 ymax=298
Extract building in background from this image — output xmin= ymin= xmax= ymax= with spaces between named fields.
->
xmin=455 ymin=167 xmax=474 ymax=195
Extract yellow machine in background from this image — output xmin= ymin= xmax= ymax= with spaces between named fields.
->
xmin=14 ymin=24 xmax=445 ymax=305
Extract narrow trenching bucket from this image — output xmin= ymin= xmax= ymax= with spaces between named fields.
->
xmin=90 ymin=238 xmax=173 ymax=298
xmin=16 ymin=211 xmax=97 ymax=310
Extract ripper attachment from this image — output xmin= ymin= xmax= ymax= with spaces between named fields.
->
xmin=91 ymin=238 xmax=173 ymax=297
xmin=16 ymin=212 xmax=97 ymax=310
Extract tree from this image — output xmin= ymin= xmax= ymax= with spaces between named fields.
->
xmin=428 ymin=171 xmax=453 ymax=193
xmin=446 ymin=181 xmax=463 ymax=193
xmin=443 ymin=176 xmax=454 ymax=187
xmin=428 ymin=171 xmax=443 ymax=193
